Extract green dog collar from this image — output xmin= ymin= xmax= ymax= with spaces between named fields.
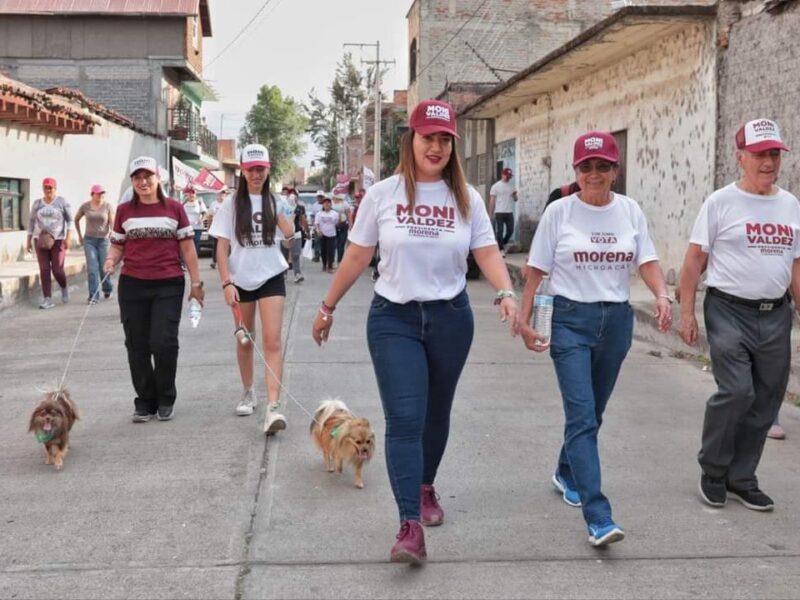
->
xmin=35 ymin=428 xmax=54 ymax=444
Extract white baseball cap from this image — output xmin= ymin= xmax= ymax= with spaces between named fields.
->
xmin=129 ymin=156 xmax=159 ymax=176
xmin=316 ymin=189 xmax=326 ymax=197
xmin=240 ymin=144 xmax=271 ymax=169
xmin=736 ymin=119 xmax=790 ymax=153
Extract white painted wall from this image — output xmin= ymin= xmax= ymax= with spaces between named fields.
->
xmin=494 ymin=22 xmax=717 ymax=274
xmin=0 ymin=119 xmax=164 ymax=263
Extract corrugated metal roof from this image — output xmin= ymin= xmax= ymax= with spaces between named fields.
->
xmin=0 ymin=0 xmax=199 ymax=16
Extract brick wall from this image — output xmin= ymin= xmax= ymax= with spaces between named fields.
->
xmin=494 ymin=21 xmax=717 ymax=273
xmin=716 ymin=0 xmax=800 ymax=193
xmin=409 ymin=0 xmax=716 ymax=110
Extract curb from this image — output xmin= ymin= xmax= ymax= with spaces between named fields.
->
xmin=0 ymin=254 xmax=87 ymax=310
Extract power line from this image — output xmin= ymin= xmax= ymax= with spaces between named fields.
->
xmin=204 ymin=0 xmax=277 ymax=70
xmin=415 ymin=0 xmax=491 ymax=81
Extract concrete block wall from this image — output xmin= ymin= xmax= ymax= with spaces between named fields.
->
xmin=716 ymin=0 xmax=800 ymax=193
xmin=495 ymin=21 xmax=717 ymax=274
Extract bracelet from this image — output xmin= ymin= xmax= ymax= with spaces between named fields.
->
xmin=493 ymin=289 xmax=518 ymax=305
xmin=320 ymin=300 xmax=336 ymax=314
xmin=222 ymin=278 xmax=233 ymax=289
xmin=318 ymin=306 xmax=334 ymax=321
xmin=657 ymin=294 xmax=674 ymax=304
xmin=191 ymin=281 xmax=203 ymax=288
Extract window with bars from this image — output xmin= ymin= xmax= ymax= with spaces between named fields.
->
xmin=0 ymin=178 xmax=24 ymax=231
xmin=477 ymin=153 xmax=487 ymax=185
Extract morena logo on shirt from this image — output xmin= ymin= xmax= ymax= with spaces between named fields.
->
xmin=584 ymin=137 xmax=604 ymax=150
xmin=746 ymin=222 xmax=794 ymax=255
xmin=573 ymin=250 xmax=634 ymax=271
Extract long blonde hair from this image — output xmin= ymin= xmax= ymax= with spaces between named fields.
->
xmin=394 ymin=130 xmax=471 ymax=219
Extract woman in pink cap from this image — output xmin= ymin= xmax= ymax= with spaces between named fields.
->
xmin=26 ymin=177 xmax=73 ymax=309
xmin=519 ymin=131 xmax=670 ymax=548
xmin=75 ymin=184 xmax=115 ymax=304
xmin=312 ymin=100 xmax=518 ymax=564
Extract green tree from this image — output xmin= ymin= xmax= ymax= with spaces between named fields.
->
xmin=240 ymin=85 xmax=308 ymax=182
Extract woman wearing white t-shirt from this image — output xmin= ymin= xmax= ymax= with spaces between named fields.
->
xmin=519 ymin=131 xmax=671 ymax=548
xmin=182 ymin=185 xmax=208 ymax=256
xmin=209 ymin=144 xmax=295 ymax=435
xmin=312 ymin=100 xmax=518 ymax=564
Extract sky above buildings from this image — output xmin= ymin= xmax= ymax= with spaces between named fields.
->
xmin=201 ymin=0 xmax=411 ymax=168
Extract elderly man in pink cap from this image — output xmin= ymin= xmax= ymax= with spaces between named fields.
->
xmin=679 ymin=118 xmax=800 ymax=512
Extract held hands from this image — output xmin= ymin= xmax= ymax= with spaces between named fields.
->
xmin=679 ymin=313 xmax=699 ymax=346
xmin=654 ymin=297 xmax=672 ymax=333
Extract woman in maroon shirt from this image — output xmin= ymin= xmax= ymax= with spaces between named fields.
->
xmin=104 ymin=156 xmax=205 ymax=423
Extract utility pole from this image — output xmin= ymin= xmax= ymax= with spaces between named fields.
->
xmin=343 ymin=41 xmax=395 ymax=181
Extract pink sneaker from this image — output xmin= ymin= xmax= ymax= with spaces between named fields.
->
xmin=420 ymin=484 xmax=444 ymax=526
xmin=390 ymin=520 xmax=427 ymax=564
xmin=767 ymin=424 xmax=786 ymax=440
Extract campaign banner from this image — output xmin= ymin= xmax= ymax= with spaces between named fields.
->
xmin=363 ymin=166 xmax=375 ymax=190
xmin=194 ymin=168 xmax=225 ymax=191
xmin=172 ymin=157 xmax=200 ymax=191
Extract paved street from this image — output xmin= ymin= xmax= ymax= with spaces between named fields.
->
xmin=1 ymin=262 xmax=800 ymax=599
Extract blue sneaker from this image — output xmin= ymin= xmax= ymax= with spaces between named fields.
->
xmin=588 ymin=518 xmax=625 ymax=547
xmin=552 ymin=472 xmax=581 ymax=507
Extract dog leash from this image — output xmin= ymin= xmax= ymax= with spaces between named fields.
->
xmin=56 ymin=272 xmax=113 ymax=395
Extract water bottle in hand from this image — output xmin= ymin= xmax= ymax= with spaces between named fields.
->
xmin=189 ymin=298 xmax=202 ymax=328
xmin=533 ymin=276 xmax=554 ymax=346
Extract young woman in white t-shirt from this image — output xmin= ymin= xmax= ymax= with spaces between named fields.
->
xmin=209 ymin=144 xmax=295 ymax=435
xmin=519 ymin=131 xmax=671 ymax=548
xmin=312 ymin=100 xmax=518 ymax=564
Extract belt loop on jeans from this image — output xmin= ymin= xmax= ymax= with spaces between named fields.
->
xmin=707 ymin=287 xmax=787 ymax=311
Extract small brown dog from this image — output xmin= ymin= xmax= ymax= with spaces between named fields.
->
xmin=29 ymin=388 xmax=79 ymax=470
xmin=310 ymin=399 xmax=375 ymax=489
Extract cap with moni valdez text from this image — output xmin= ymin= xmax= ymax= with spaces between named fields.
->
xmin=572 ymin=131 xmax=619 ymax=166
xmin=736 ymin=119 xmax=790 ymax=153
xmin=129 ymin=156 xmax=159 ymax=176
xmin=240 ymin=144 xmax=271 ymax=169
xmin=409 ymin=100 xmax=459 ymax=138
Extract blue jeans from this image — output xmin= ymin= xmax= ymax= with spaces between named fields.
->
xmin=549 ymin=296 xmax=633 ymax=525
xmin=83 ymin=236 xmax=113 ymax=299
xmin=366 ymin=289 xmax=474 ymax=522
xmin=192 ymin=229 xmax=203 ymax=255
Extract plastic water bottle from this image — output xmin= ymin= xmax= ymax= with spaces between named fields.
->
xmin=533 ymin=276 xmax=554 ymax=346
xmin=188 ymin=298 xmax=202 ymax=328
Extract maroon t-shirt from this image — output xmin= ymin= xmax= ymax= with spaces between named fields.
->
xmin=111 ymin=199 xmax=192 ymax=280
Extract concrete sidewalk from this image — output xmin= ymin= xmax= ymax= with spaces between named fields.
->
xmin=0 ymin=249 xmax=87 ymax=309
xmin=1 ymin=260 xmax=799 ymax=598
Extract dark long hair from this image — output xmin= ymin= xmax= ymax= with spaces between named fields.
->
xmin=234 ymin=172 xmax=277 ymax=247
xmin=394 ymin=130 xmax=470 ymax=219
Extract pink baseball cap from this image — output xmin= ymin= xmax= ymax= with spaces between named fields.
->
xmin=42 ymin=177 xmax=57 ymax=188
xmin=409 ymin=100 xmax=459 ymax=138
xmin=736 ymin=118 xmax=789 ymax=153
xmin=184 ymin=184 xmax=196 ymax=193
xmin=573 ymin=131 xmax=619 ymax=166
xmin=240 ymin=144 xmax=271 ymax=169
xmin=90 ymin=184 xmax=105 ymax=194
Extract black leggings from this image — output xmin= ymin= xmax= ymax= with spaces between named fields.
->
xmin=320 ymin=235 xmax=336 ymax=269
xmin=118 ymin=275 xmax=184 ymax=413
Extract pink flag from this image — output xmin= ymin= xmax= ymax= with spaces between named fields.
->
xmin=193 ymin=168 xmax=225 ymax=191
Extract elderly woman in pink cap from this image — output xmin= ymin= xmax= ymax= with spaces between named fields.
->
xmin=519 ymin=131 xmax=670 ymax=548
xmin=75 ymin=184 xmax=115 ymax=304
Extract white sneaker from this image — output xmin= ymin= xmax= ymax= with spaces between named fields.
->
xmin=501 ymin=248 xmax=508 ymax=258
xmin=236 ymin=388 xmax=256 ymax=416
xmin=263 ymin=404 xmax=287 ymax=435
xmin=39 ymin=298 xmax=55 ymax=309
xmin=294 ymin=273 xmax=304 ymax=283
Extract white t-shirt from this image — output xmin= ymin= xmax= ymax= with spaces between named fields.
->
xmin=208 ymin=200 xmax=224 ymax=218
xmin=349 ymin=174 xmax=496 ymax=303
xmin=690 ymin=183 xmax=800 ymax=299
xmin=207 ymin=193 xmax=288 ymax=290
xmin=490 ymin=180 xmax=516 ymax=213
xmin=528 ymin=193 xmax=658 ymax=303
xmin=315 ymin=209 xmax=340 ymax=237
xmin=183 ymin=199 xmax=207 ymax=230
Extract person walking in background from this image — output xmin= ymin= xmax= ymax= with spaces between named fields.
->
xmin=313 ymin=100 xmax=518 ymax=564
xmin=679 ymin=118 xmax=799 ymax=512
xmin=75 ymin=184 xmax=114 ymax=304
xmin=315 ymin=196 xmax=339 ymax=273
xmin=310 ymin=190 xmax=325 ymax=262
xmin=209 ymin=144 xmax=295 ymax=434
xmin=207 ymin=187 xmax=228 ymax=269
xmin=103 ymin=156 xmax=204 ymax=423
xmin=26 ymin=177 xmax=73 ymax=309
xmin=519 ymin=131 xmax=671 ymax=547
xmin=182 ymin=184 xmax=207 ymax=257
xmin=331 ymin=190 xmax=351 ymax=265
xmin=289 ymin=188 xmax=308 ymax=283
xmin=489 ymin=167 xmax=517 ymax=257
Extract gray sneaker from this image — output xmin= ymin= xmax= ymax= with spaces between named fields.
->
xmin=156 ymin=406 xmax=175 ymax=421
xmin=263 ymin=403 xmax=287 ymax=435
xmin=236 ymin=388 xmax=256 ymax=416
xmin=39 ymin=298 xmax=55 ymax=310
xmin=61 ymin=287 xmax=69 ymax=304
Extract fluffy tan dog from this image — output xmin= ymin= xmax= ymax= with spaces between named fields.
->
xmin=29 ymin=388 xmax=79 ymax=471
xmin=310 ymin=399 xmax=375 ymax=489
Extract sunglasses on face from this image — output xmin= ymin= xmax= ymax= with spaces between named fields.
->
xmin=577 ymin=162 xmax=615 ymax=173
